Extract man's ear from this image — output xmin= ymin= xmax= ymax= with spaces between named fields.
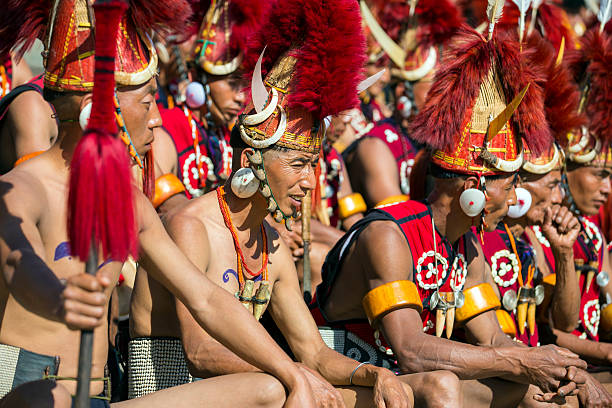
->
xmin=463 ymin=176 xmax=479 ymax=191
xmin=79 ymin=93 xmax=93 ymax=111
xmin=241 ymin=147 xmax=255 ymax=169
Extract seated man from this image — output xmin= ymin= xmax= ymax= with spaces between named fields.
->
xmin=343 ymin=0 xmax=463 ymax=207
xmin=313 ymin=21 xmax=588 ymax=407
xmin=131 ymin=0 xmax=434 ymax=406
xmin=0 ymin=1 xmax=315 ymax=406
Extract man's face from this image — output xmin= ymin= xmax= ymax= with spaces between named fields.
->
xmin=483 ymin=174 xmax=518 ymax=231
xmin=208 ymin=75 xmax=246 ymax=128
xmin=116 ymin=78 xmax=162 ymax=157
xmin=523 ymin=170 xmax=563 ymax=225
xmin=261 ymin=148 xmax=318 ymax=216
xmin=566 ymin=165 xmax=612 ymax=215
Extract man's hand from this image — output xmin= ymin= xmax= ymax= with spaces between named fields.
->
xmin=519 ymin=345 xmax=587 ymax=394
xmin=372 ymin=368 xmax=413 ymax=408
xmin=59 ymin=272 xmax=111 ymax=330
xmin=574 ymin=369 xmax=612 ymax=408
xmin=298 ymin=364 xmax=345 ymax=408
xmin=541 ymin=205 xmax=580 ymax=253
xmin=285 ymin=373 xmax=318 ymax=408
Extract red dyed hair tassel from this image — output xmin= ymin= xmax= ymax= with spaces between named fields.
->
xmin=67 ymin=0 xmax=137 ymax=262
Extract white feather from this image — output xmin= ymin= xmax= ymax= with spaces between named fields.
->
xmin=512 ymin=0 xmax=532 ymax=42
xmin=599 ymin=0 xmax=612 ymax=32
xmin=487 ymin=0 xmax=505 ymax=39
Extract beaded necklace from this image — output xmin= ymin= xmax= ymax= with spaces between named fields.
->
xmin=184 ymin=106 xmax=206 ymax=188
xmin=504 ymin=224 xmax=535 ymax=287
xmin=216 ymin=186 xmax=269 ymax=290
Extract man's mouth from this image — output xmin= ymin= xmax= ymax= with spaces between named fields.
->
xmin=289 ymin=195 xmax=304 ymax=209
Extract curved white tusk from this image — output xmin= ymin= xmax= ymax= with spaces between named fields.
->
xmin=570 ymin=138 xmax=600 ymax=163
xmin=202 ymin=53 xmax=243 ymax=76
xmin=567 ymin=126 xmax=590 ymax=153
xmin=241 ymin=88 xmax=279 ymax=126
xmin=357 ymin=69 xmax=386 ymax=93
xmin=493 ymin=149 xmax=524 ymax=172
xmin=252 ymin=46 xmax=268 ymax=113
xmin=359 ymin=1 xmax=406 ymax=69
xmin=398 ymin=47 xmax=437 ymax=82
xmin=240 ymin=106 xmax=287 ymax=149
xmin=522 ymin=144 xmax=561 ymax=174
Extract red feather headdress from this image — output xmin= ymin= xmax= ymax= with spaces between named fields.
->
xmin=410 ymin=26 xmax=552 ymax=176
xmin=237 ymin=0 xmax=366 ymax=154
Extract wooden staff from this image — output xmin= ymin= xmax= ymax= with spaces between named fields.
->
xmin=302 ymin=190 xmax=312 ymax=302
xmin=75 ymin=245 xmax=98 ymax=408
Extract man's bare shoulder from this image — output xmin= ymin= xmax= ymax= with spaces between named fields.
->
xmin=355 ymin=136 xmax=391 ymax=161
xmin=0 ymin=159 xmax=49 ymax=213
xmin=164 ymin=191 xmax=221 ymax=238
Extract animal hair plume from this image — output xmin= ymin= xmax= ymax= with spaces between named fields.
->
xmin=0 ymin=0 xmax=51 ymax=61
xmin=410 ymin=25 xmax=552 ymax=156
xmin=243 ymin=0 xmax=366 ymax=120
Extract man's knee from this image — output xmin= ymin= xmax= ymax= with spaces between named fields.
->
xmin=0 ymin=380 xmax=71 ymax=408
xmin=251 ymin=375 xmax=286 ymax=408
xmin=418 ymin=371 xmax=462 ymax=408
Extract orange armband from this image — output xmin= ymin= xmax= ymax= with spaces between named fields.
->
xmin=152 ymin=173 xmax=185 ymax=208
xmin=455 ymin=283 xmax=501 ymax=323
xmin=601 ymin=304 xmax=612 ymax=334
xmin=14 ymin=150 xmax=45 ymax=167
xmin=362 ymin=280 xmax=423 ymax=326
xmin=338 ymin=193 xmax=366 ymax=219
xmin=375 ymin=194 xmax=409 ymax=208
xmin=496 ymin=309 xmax=516 ymax=336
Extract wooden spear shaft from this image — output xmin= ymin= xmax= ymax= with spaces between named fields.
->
xmin=302 ymin=190 xmax=312 ymax=302
xmin=74 ymin=245 xmax=98 ymax=408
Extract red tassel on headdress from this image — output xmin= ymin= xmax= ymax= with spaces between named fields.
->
xmin=68 ymin=0 xmax=137 ymax=262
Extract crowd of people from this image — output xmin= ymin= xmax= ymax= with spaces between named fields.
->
xmin=0 ymin=0 xmax=611 ymax=406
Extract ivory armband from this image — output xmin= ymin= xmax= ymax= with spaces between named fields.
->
xmin=375 ymin=194 xmax=410 ymax=208
xmin=362 ymin=280 xmax=423 ymax=326
xmin=152 ymin=173 xmax=186 ymax=208
xmin=455 ymin=283 xmax=500 ymax=323
xmin=338 ymin=193 xmax=366 ymax=219
xmin=496 ymin=309 xmax=516 ymax=336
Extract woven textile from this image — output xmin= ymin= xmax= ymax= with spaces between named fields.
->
xmin=127 ymin=338 xmax=193 ymax=399
xmin=318 ymin=327 xmax=397 ymax=370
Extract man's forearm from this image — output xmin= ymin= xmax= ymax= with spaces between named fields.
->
xmin=183 ymin=336 xmax=260 ymax=378
xmin=186 ymin=281 xmax=304 ymax=389
xmin=552 ymin=329 xmax=610 ymax=366
xmin=550 ymin=249 xmax=580 ymax=332
xmin=304 ymin=345 xmax=380 ymax=386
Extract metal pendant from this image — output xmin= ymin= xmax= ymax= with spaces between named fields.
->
xmin=534 ymin=284 xmax=545 ymax=306
xmin=429 ymin=291 xmax=439 ymax=310
xmin=597 ymin=271 xmax=610 ymax=287
xmin=502 ymin=289 xmax=518 ymax=311
xmin=455 ymin=290 xmax=465 ymax=309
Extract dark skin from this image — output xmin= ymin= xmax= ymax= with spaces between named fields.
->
xmin=144 ymin=146 xmax=414 ymax=408
xmin=0 ymin=78 xmax=315 ymax=407
xmin=320 ymin=173 xmax=589 ymax=407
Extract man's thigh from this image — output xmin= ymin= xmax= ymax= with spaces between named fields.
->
xmin=335 ymin=383 xmax=414 ymax=408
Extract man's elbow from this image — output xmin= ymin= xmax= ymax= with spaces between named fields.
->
xmin=183 ymin=342 xmax=221 ymax=379
xmin=397 ymin=347 xmax=426 ymax=374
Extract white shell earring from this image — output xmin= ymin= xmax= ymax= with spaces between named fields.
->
xmin=459 ymin=188 xmax=486 ymax=217
xmin=185 ymin=82 xmax=206 ymax=109
xmin=507 ymin=187 xmax=532 ymax=219
xmin=231 ymin=167 xmax=260 ymax=198
xmin=79 ymin=102 xmax=92 ymax=130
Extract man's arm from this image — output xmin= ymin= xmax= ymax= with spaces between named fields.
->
xmin=336 ymin=159 xmax=363 ymax=230
xmin=540 ymin=205 xmax=581 ymax=332
xmin=0 ymin=174 xmax=108 ymax=328
xmin=6 ymin=92 xmax=57 ymax=161
xmin=135 ymin=192 xmax=310 ymax=395
xmin=165 ymin=211 xmax=259 ymax=377
xmin=152 ymin=127 xmax=187 ymax=216
xmin=351 ymin=138 xmax=401 ymax=208
xmin=356 ymin=222 xmax=585 ymax=393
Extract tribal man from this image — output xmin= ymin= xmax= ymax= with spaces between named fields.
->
xmin=0 ymin=1 xmax=317 ymax=406
xmin=312 ymin=15 xmax=590 ymax=407
xmin=343 ymin=0 xmax=463 ymax=207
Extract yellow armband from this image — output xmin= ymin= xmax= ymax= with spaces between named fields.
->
xmin=338 ymin=193 xmax=366 ymax=219
xmin=375 ymin=194 xmax=410 ymax=208
xmin=496 ymin=309 xmax=516 ymax=336
xmin=153 ymin=173 xmax=185 ymax=208
xmin=543 ymin=273 xmax=556 ymax=286
xmin=14 ymin=150 xmax=45 ymax=167
xmin=362 ymin=280 xmax=423 ymax=326
xmin=456 ymin=283 xmax=501 ymax=323
xmin=601 ymin=304 xmax=612 ymax=334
